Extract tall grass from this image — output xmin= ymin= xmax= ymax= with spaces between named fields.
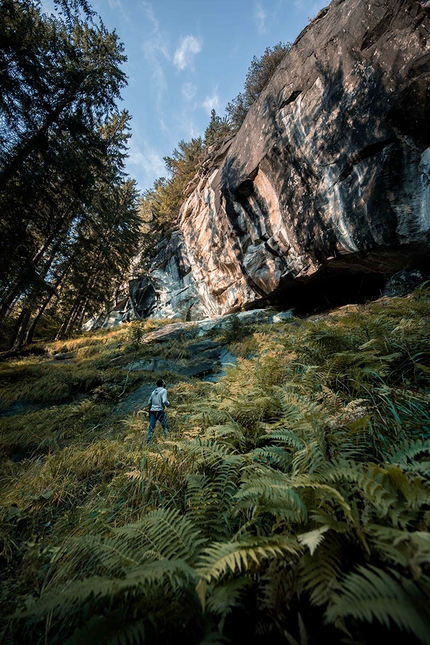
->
xmin=0 ymin=292 xmax=429 ymax=644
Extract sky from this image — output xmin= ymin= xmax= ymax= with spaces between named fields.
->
xmin=43 ymin=0 xmax=328 ymax=193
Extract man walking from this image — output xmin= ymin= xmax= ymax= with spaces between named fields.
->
xmin=147 ymin=378 xmax=170 ymax=443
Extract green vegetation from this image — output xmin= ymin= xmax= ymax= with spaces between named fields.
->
xmin=0 ymin=289 xmax=429 ymax=643
xmin=226 ymin=42 xmax=291 ymax=130
xmin=0 ymin=0 xmax=141 ymax=349
xmin=137 ymin=137 xmax=205 ymax=269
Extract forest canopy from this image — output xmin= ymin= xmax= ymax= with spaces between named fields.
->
xmin=0 ymin=0 xmax=141 ymax=350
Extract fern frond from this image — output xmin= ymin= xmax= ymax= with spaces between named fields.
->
xmin=111 ymin=507 xmax=206 ymax=563
xmin=318 ymin=461 xmax=397 ymax=514
xmin=367 ymin=524 xmax=430 ymax=570
xmin=326 ymin=566 xmax=430 ymax=645
xmin=291 ymin=440 xmax=327 ymax=476
xmin=279 ymin=390 xmax=332 ymax=431
xmin=63 ymin=613 xmax=146 ymax=645
xmin=175 ymin=438 xmax=241 ymax=469
xmin=384 ymin=439 xmax=430 ymax=471
xmin=204 ymin=422 xmax=246 ymax=446
xmin=48 ymin=508 xmax=206 ymax=585
xmin=269 ymin=429 xmax=306 ymax=451
xmin=26 ymin=560 xmax=199 ymax=619
xmin=297 ymin=525 xmax=330 ymax=556
xmin=234 ymin=468 xmax=308 ymax=523
xmin=384 ymin=465 xmax=430 ymax=514
xmin=234 ymin=466 xmax=353 ymax=525
xmin=247 ymin=446 xmax=292 ymax=471
xmin=186 ymin=460 xmax=239 ymax=540
xmin=197 ymin=535 xmax=300 ymax=583
xmin=205 ymin=577 xmax=252 ymax=617
xmin=299 ymin=531 xmax=346 ymax=606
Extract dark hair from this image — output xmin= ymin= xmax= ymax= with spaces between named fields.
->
xmin=156 ymin=379 xmax=165 ymax=387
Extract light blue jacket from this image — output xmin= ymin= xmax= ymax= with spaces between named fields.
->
xmin=148 ymin=387 xmax=169 ymax=411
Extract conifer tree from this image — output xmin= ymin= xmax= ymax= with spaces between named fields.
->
xmin=226 ymin=42 xmax=290 ymax=129
xmin=0 ymin=0 xmax=128 ymax=323
xmin=0 ymin=0 xmax=141 ymax=347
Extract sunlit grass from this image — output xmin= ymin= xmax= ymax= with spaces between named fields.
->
xmin=1 ymin=291 xmax=430 ymax=643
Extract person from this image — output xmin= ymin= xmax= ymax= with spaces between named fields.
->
xmin=146 ymin=378 xmax=170 ymax=443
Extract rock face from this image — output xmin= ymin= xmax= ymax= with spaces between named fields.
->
xmin=132 ymin=0 xmax=430 ymax=321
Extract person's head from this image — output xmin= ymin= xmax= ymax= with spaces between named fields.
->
xmin=156 ymin=378 xmax=165 ymax=388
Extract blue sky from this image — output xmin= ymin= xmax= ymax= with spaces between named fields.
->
xmin=44 ymin=0 xmax=328 ymax=193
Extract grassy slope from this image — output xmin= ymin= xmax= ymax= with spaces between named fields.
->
xmin=0 ymin=291 xmax=430 ymax=644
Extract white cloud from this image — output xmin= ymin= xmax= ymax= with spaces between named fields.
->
xmin=107 ymin=0 xmax=128 ymax=19
xmin=174 ymin=35 xmax=202 ymax=71
xmin=107 ymin=0 xmax=123 ymax=9
xmin=254 ymin=3 xmax=267 ymax=34
xmin=141 ymin=3 xmax=170 ymax=128
xmin=182 ymin=82 xmax=197 ymax=101
xmin=128 ymin=140 xmax=165 ymax=185
xmin=202 ymin=90 xmax=220 ymax=116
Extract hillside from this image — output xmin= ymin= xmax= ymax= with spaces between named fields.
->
xmin=1 ymin=289 xmax=430 ymax=643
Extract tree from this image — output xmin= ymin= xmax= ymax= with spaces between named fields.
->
xmin=7 ymin=112 xmax=140 ymax=348
xmin=204 ymin=109 xmax=232 ymax=146
xmin=137 ymin=137 xmax=204 ymax=260
xmin=226 ymin=42 xmax=291 ymax=130
xmin=54 ymin=178 xmax=141 ymax=340
xmin=0 ymin=1 xmax=142 ymax=348
xmin=0 ymin=0 xmax=127 ymax=323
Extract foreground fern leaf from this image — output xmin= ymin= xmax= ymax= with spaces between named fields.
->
xmin=197 ymin=535 xmax=301 ymax=583
xmin=326 ymin=566 xmax=430 ymax=644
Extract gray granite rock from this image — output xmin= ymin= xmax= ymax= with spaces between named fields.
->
xmin=382 ymin=270 xmax=428 ymax=297
xmin=272 ymin=311 xmax=294 ymax=323
xmin=175 ymin=0 xmax=430 ymax=317
xmin=88 ymin=0 xmax=430 ymax=328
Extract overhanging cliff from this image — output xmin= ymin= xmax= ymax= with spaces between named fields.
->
xmin=130 ymin=0 xmax=430 ymax=322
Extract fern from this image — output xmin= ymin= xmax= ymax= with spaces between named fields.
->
xmin=197 ymin=535 xmax=301 ymax=583
xmin=366 ymin=525 xmax=430 ymax=571
xmin=384 ymin=438 xmax=430 ymax=472
xmin=186 ymin=457 xmax=240 ymax=540
xmin=64 ymin=614 xmax=146 ymax=645
xmin=32 ymin=561 xmax=199 ymax=617
xmin=46 ymin=508 xmax=206 ymax=587
xmin=299 ymin=531 xmax=346 ymax=606
xmin=326 ymin=566 xmax=430 ymax=644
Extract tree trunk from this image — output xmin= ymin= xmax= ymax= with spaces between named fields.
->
xmin=23 ymin=262 xmax=72 ymax=345
xmin=11 ymin=307 xmax=32 ymax=351
xmin=63 ymin=303 xmax=83 ymax=338
xmin=24 ymin=294 xmax=54 ymax=346
xmin=4 ymin=308 xmax=28 ymax=351
xmin=56 ymin=298 xmax=81 ymax=340
xmin=0 ymin=215 xmax=71 ymax=322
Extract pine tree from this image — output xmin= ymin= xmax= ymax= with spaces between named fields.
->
xmin=226 ymin=42 xmax=290 ymax=129
xmin=0 ymin=0 xmax=128 ymax=328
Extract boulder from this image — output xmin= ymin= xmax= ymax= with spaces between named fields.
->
xmin=143 ymin=0 xmax=430 ymax=321
xmin=130 ymin=232 xmax=207 ymax=321
xmin=90 ymin=0 xmax=430 ymax=328
xmin=382 ymin=269 xmax=428 ymax=297
xmin=272 ymin=311 xmax=294 ymax=323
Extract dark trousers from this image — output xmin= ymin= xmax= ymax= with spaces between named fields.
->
xmin=147 ymin=410 xmax=169 ymax=442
